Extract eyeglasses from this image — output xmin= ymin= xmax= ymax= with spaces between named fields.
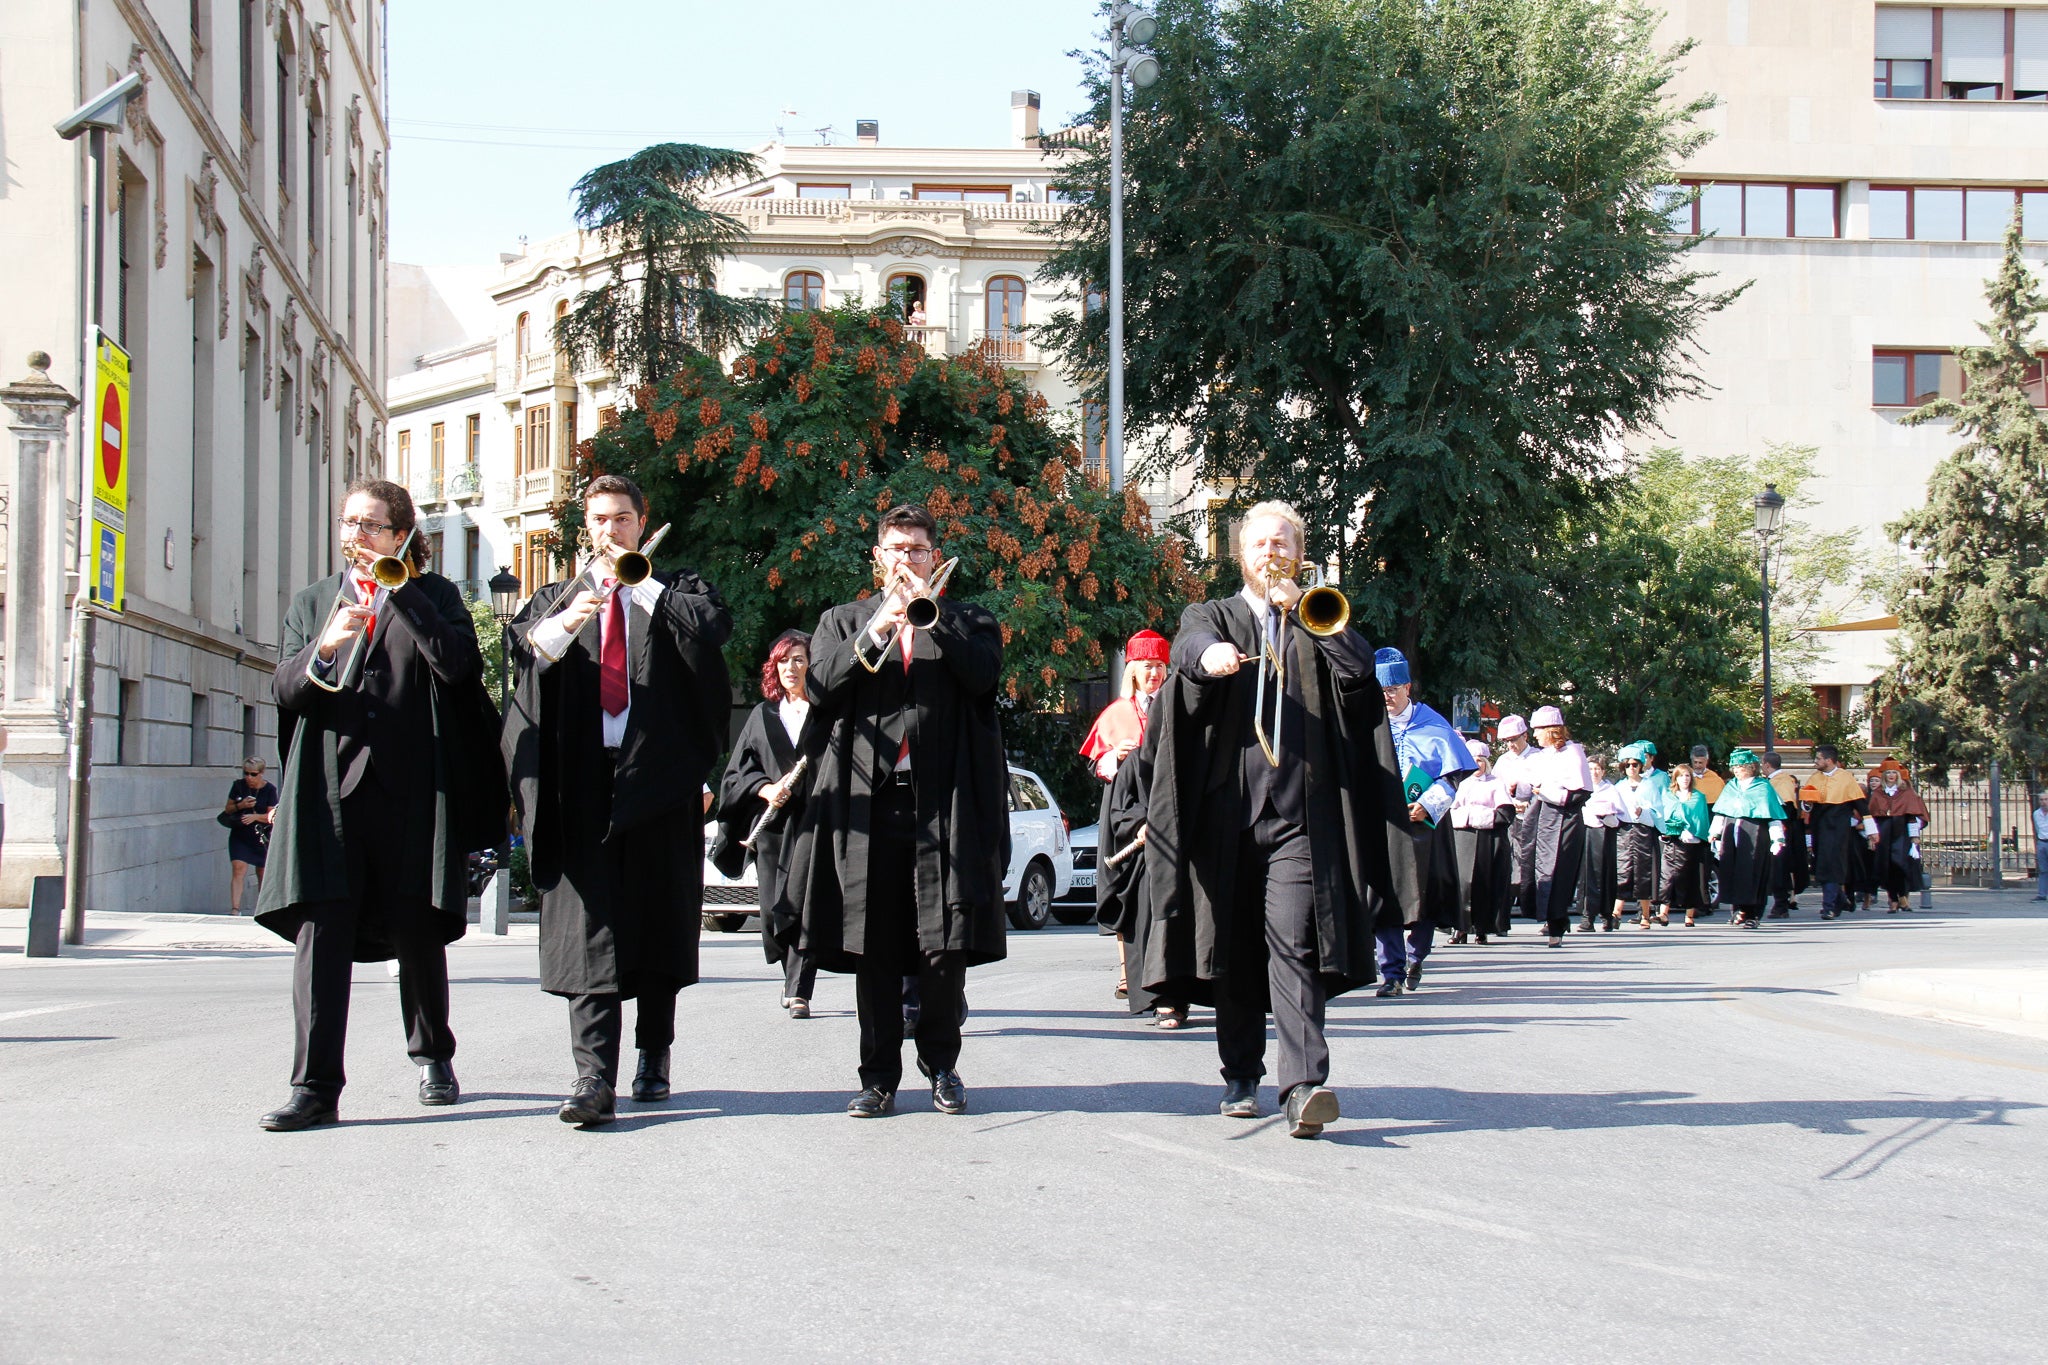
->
xmin=337 ymin=516 xmax=395 ymax=535
xmin=878 ymin=544 xmax=934 ymax=561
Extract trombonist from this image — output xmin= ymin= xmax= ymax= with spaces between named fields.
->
xmin=1136 ymin=501 xmax=1415 ymax=1139
xmin=256 ymin=479 xmax=507 ymax=1131
xmin=502 ymin=475 xmax=732 ymax=1127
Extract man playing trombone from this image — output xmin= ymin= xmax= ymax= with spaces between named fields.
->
xmin=503 ymin=475 xmax=732 ymax=1127
xmin=777 ymin=504 xmax=1008 ymax=1119
xmin=1136 ymin=501 xmax=1416 ymax=1138
xmin=256 ymin=479 xmax=507 ymax=1131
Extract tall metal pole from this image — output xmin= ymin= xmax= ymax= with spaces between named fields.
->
xmin=1107 ymin=53 xmax=1125 ymax=494
xmin=1759 ymin=537 xmax=1774 ymax=756
xmin=63 ymin=127 xmax=106 ymax=945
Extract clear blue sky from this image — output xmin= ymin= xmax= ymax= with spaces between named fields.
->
xmin=387 ymin=0 xmax=1107 ymax=264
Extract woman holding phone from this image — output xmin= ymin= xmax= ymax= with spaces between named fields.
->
xmin=222 ymin=757 xmax=280 ymax=914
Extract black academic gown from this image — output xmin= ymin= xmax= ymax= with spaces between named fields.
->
xmin=1411 ymin=768 xmax=1475 ymax=932
xmin=1094 ymin=730 xmax=1171 ymax=1014
xmin=716 ymin=700 xmax=812 ymax=962
xmin=1135 ymin=596 xmax=1415 ymax=1007
xmin=777 ymin=597 xmax=1009 ymax=975
xmin=502 ymin=571 xmax=733 ymax=997
xmin=1577 ymin=815 xmax=1620 ymax=922
xmin=1713 ymin=819 xmax=1776 ymax=911
xmin=1869 ymin=790 xmax=1928 ymax=899
xmin=257 ymin=570 xmax=507 ymax=958
xmin=1453 ymin=808 xmax=1514 ymax=936
xmin=1807 ymin=797 xmax=1868 ymax=887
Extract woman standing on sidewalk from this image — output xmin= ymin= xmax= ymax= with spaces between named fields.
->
xmin=1656 ymin=764 xmax=1713 ymax=927
xmin=221 ymin=757 xmax=279 ymax=915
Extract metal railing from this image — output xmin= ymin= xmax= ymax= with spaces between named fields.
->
xmin=1918 ymin=777 xmax=2042 ymax=884
xmin=972 ymin=329 xmax=1035 ymax=365
xmin=446 ymin=462 xmax=482 ymax=500
xmin=411 ymin=470 xmax=444 ymax=504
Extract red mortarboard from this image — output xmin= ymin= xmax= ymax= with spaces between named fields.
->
xmin=1125 ymin=630 xmax=1171 ymax=663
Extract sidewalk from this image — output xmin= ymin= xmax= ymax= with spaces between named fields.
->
xmin=1858 ymin=963 xmax=2048 ymax=1041
xmin=0 ymin=906 xmax=539 ymax=960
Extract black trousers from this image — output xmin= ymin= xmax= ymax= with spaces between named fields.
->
xmin=783 ymin=948 xmax=818 ymax=1003
xmin=567 ymin=971 xmax=681 ymax=1087
xmin=1213 ymin=816 xmax=1328 ymax=1101
xmin=854 ymin=780 xmax=967 ymax=1091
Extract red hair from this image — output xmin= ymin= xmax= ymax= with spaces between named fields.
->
xmin=760 ymin=629 xmax=812 ymax=701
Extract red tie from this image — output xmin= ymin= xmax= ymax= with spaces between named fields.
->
xmin=896 ymin=625 xmax=913 ymax=768
xmin=353 ymin=576 xmax=378 ymax=641
xmin=600 ymin=585 xmax=628 ymax=717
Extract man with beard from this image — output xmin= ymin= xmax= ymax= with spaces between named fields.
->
xmin=778 ymin=504 xmax=1008 ymax=1119
xmin=1763 ymin=751 xmax=1808 ymax=917
xmin=504 ymin=475 xmax=733 ymax=1126
xmin=1135 ymin=502 xmax=1415 ymax=1139
xmin=1799 ymin=744 xmax=1877 ymax=921
xmin=256 ymin=480 xmax=507 ymax=1131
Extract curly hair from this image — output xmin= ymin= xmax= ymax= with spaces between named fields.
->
xmin=760 ymin=629 xmax=812 ymax=701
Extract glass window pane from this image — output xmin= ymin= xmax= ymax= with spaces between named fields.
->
xmin=962 ymin=188 xmax=1011 ymax=203
xmin=915 ymin=187 xmax=963 ymax=200
xmin=1914 ymin=188 xmax=1963 ymax=240
xmin=1910 ymin=353 xmax=1944 ymax=405
xmin=1874 ymin=354 xmax=1908 ymax=406
xmin=1697 ymin=183 xmax=1742 ymax=236
xmin=1893 ymin=60 xmax=1929 ymax=98
xmin=2025 ymin=192 xmax=2048 ymax=241
xmin=1793 ymin=186 xmax=1837 ymax=237
xmin=1966 ymin=188 xmax=2014 ymax=242
xmin=1869 ymin=188 xmax=1910 ymax=238
xmin=1655 ymin=184 xmax=1691 ymax=233
xmin=1745 ymin=184 xmax=1789 ymax=237
xmin=1937 ymin=354 xmax=1966 ymax=400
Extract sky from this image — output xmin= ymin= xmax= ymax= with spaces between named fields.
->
xmin=386 ymin=0 xmax=1108 ymax=265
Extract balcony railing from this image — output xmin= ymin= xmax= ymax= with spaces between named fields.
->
xmin=907 ymin=324 xmax=948 ymax=356
xmin=971 ymin=329 xmax=1038 ymax=366
xmin=446 ymin=462 xmax=482 ymax=501
xmin=411 ymin=470 xmax=444 ymax=504
xmin=517 ymin=467 xmax=571 ymax=506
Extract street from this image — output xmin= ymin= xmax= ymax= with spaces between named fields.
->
xmin=4 ymin=891 xmax=2046 ymax=1363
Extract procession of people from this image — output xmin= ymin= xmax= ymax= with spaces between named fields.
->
xmin=250 ymin=484 xmax=1952 ymax=1140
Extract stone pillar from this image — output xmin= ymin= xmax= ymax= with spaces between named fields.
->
xmin=1 ymin=353 xmax=80 ymax=906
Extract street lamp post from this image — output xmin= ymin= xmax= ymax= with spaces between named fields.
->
xmin=488 ymin=566 xmax=522 ymax=708
xmin=1107 ymin=5 xmax=1160 ymax=496
xmin=1754 ymin=483 xmax=1786 ymax=756
xmin=54 ymin=74 xmax=144 ymax=945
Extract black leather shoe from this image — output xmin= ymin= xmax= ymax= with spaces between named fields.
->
xmin=558 ymin=1076 xmax=616 ymax=1127
xmin=1285 ymin=1084 xmax=1340 ymax=1139
xmin=928 ymin=1069 xmax=967 ymax=1114
xmin=1374 ymin=978 xmax=1403 ymax=998
xmin=418 ymin=1061 xmax=459 ymax=1106
xmin=1405 ymin=962 xmax=1423 ymax=992
xmin=631 ymin=1049 xmax=671 ymax=1103
xmin=261 ymin=1089 xmax=338 ymax=1131
xmin=1219 ymin=1078 xmax=1261 ymax=1119
xmin=846 ymin=1085 xmax=896 ymax=1118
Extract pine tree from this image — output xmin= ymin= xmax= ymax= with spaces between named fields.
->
xmin=1888 ymin=209 xmax=2048 ymax=783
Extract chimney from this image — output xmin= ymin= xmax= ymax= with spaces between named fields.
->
xmin=856 ymin=119 xmax=879 ymax=145
xmin=1011 ymin=89 xmax=1040 ymax=148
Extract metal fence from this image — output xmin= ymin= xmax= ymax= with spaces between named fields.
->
xmin=1919 ymin=777 xmax=2043 ymax=882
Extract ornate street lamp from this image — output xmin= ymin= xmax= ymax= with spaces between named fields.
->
xmin=488 ymin=566 xmax=522 ymax=706
xmin=1755 ymin=484 xmax=1786 ymax=754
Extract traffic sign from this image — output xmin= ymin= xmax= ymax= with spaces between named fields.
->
xmin=90 ymin=330 xmax=129 ymax=614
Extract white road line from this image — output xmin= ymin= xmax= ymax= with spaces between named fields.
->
xmin=1608 ymin=1256 xmax=1731 ymax=1284
xmin=1113 ymin=1130 xmax=1313 ymax=1185
xmin=0 ymin=1002 xmax=100 ymax=1025
xmin=1381 ymin=1202 xmax=1540 ymax=1243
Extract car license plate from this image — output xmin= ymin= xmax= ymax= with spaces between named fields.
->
xmin=1070 ymin=871 xmax=1094 ymax=888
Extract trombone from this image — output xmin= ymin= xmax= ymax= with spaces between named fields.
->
xmin=577 ymin=522 xmax=672 ymax=599
xmin=307 ymin=528 xmax=418 ymax=693
xmin=1250 ymin=557 xmax=1351 ymax=767
xmin=858 ymin=556 xmax=960 ymax=672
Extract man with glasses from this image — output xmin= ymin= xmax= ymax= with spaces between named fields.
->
xmin=778 ymin=504 xmax=1008 ymax=1118
xmin=502 ymin=475 xmax=732 ymax=1127
xmin=255 ymin=479 xmax=507 ymax=1131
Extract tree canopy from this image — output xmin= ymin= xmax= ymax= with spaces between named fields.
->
xmin=1039 ymin=0 xmax=1735 ymax=699
xmin=1887 ymin=211 xmax=2048 ymax=784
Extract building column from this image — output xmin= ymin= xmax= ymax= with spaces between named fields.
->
xmin=1 ymin=352 xmax=81 ymax=905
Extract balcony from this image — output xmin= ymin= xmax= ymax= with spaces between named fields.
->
xmin=410 ymin=470 xmax=444 ymax=505
xmin=907 ymin=324 xmax=949 ymax=356
xmin=446 ymin=462 xmax=482 ymax=502
xmin=971 ymin=329 xmax=1041 ymax=369
xmin=516 ymin=467 xmax=571 ymax=508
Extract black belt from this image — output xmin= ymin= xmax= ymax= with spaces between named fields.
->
xmin=881 ymin=767 xmax=914 ymax=788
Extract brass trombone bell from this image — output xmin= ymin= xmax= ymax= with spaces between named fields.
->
xmin=308 ymin=527 xmax=417 ymax=693
xmin=609 ymin=522 xmax=671 ymax=589
xmin=859 ymin=556 xmax=961 ymax=671
xmin=1295 ymin=565 xmax=1350 ymax=637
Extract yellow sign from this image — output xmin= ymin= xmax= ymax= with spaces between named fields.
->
xmin=90 ymin=330 xmax=129 ymax=615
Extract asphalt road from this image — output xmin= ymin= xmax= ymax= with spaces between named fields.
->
xmin=4 ymin=891 xmax=2047 ymax=1363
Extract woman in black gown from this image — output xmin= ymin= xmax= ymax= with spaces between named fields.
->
xmin=715 ymin=630 xmax=816 ymax=1016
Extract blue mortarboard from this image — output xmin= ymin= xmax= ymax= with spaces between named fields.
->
xmin=1374 ymin=647 xmax=1410 ymax=688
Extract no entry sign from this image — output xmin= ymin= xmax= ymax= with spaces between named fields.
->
xmin=90 ymin=331 xmax=129 ymax=614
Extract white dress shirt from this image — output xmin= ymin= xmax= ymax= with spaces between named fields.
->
xmin=777 ymin=696 xmax=810 ymax=748
xmin=528 ymin=576 xmax=664 ymax=749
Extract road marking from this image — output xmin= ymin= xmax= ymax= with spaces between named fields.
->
xmin=1609 ymin=1256 xmax=1729 ymax=1284
xmin=1381 ymin=1202 xmax=1539 ymax=1243
xmin=1113 ymin=1131 xmax=1312 ymax=1185
xmin=0 ymin=1003 xmax=99 ymax=1025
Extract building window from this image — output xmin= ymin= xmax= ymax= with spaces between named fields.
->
xmin=563 ymin=401 xmax=579 ymax=454
xmin=523 ymin=529 xmax=551 ymax=588
xmin=1660 ymin=182 xmax=1840 ymax=238
xmin=512 ymin=418 xmax=524 ymax=473
xmin=429 ymin=421 xmax=446 ymax=477
xmin=784 ymin=271 xmax=824 ymax=310
xmin=238 ymin=0 xmax=257 ymax=126
xmin=888 ymin=272 xmax=930 ymax=324
xmin=1870 ymin=185 xmax=2046 ymax=239
xmin=985 ymin=276 xmax=1028 ymax=335
xmin=1081 ymin=400 xmax=1108 ymax=480
xmin=515 ymin=311 xmax=531 ymax=358
xmin=464 ymin=526 xmax=481 ymax=587
xmin=1873 ymin=348 xmax=1963 ymax=406
xmin=598 ymin=404 xmax=619 ymax=430
xmin=796 ymin=183 xmax=851 ymax=199
xmin=396 ymin=429 xmax=411 ymax=483
xmin=914 ymin=184 xmax=1012 ymax=202
xmin=1876 ymin=6 xmax=2048 ymax=101
xmin=525 ymin=404 xmax=552 ymax=472
xmin=465 ymin=413 xmax=481 ymax=463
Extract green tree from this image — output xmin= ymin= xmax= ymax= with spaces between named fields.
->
xmin=466 ymin=597 xmax=508 ymax=704
xmin=1887 ymin=210 xmax=2048 ymax=784
xmin=1039 ymin=0 xmax=1737 ymax=698
xmin=553 ymin=143 xmax=776 ymax=387
xmin=565 ymin=306 xmax=1205 ymax=773
xmin=1513 ymin=445 xmax=1861 ymax=760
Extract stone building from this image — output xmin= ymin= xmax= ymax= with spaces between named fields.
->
xmin=0 ymin=1 xmax=388 ymax=910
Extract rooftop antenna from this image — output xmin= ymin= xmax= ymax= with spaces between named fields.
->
xmin=813 ymin=124 xmax=836 ymax=145
xmin=776 ymin=107 xmax=798 ymax=141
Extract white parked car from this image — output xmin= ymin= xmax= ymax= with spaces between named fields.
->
xmin=1053 ymin=823 xmax=1099 ymax=925
xmin=700 ymin=763 xmax=1075 ymax=932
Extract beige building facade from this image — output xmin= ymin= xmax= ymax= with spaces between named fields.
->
xmin=0 ymin=1 xmax=388 ymax=909
xmin=1650 ymin=0 xmax=2048 ymax=732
